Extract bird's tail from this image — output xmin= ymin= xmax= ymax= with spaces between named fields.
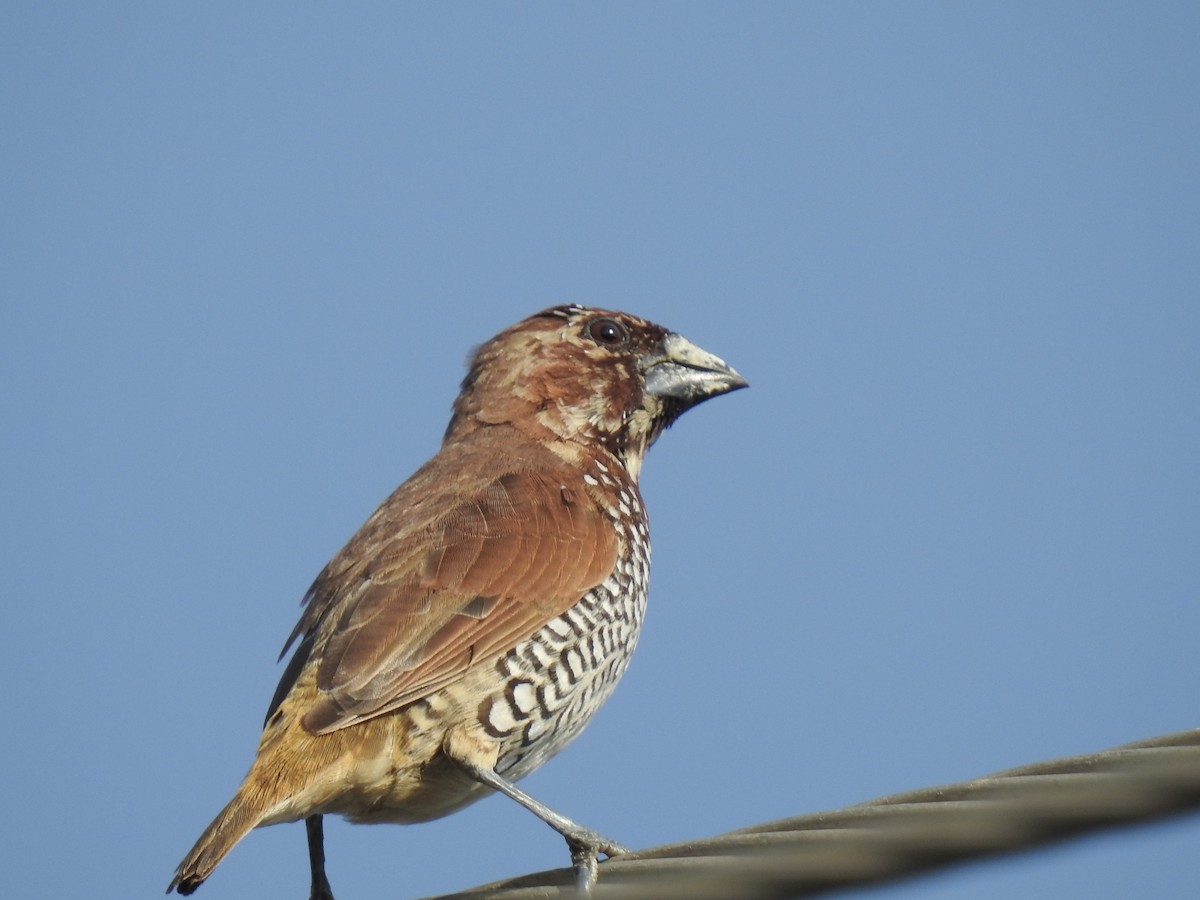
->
xmin=167 ymin=779 xmax=273 ymax=895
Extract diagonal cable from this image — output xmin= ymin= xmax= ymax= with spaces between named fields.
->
xmin=427 ymin=729 xmax=1200 ymax=899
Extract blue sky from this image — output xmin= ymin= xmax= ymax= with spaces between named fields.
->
xmin=3 ymin=4 xmax=1197 ymax=898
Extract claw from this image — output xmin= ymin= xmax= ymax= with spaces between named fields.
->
xmin=569 ymin=841 xmax=599 ymax=894
xmin=565 ymin=828 xmax=628 ymax=894
xmin=446 ymin=751 xmax=629 ymax=893
xmin=597 ymin=839 xmax=630 ymax=858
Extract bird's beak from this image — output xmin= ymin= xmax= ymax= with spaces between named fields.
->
xmin=643 ymin=332 xmax=748 ymax=404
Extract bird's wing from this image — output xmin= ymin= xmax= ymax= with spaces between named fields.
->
xmin=292 ymin=466 xmax=619 ymax=734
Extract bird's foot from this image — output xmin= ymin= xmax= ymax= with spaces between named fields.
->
xmin=564 ymin=827 xmax=629 ymax=893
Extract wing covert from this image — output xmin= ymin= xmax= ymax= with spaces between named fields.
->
xmin=298 ymin=468 xmax=618 ymax=734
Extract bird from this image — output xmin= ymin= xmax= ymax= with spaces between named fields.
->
xmin=168 ymin=304 xmax=747 ymax=898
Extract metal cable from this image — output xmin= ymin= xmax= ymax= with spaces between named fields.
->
xmin=427 ymin=729 xmax=1200 ymax=899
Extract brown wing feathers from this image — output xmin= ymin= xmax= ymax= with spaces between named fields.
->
xmin=298 ymin=460 xmax=618 ymax=734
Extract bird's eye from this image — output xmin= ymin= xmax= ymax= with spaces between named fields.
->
xmin=586 ymin=317 xmax=628 ymax=347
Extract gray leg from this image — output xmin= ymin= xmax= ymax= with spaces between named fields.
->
xmin=451 ymin=757 xmax=629 ymax=892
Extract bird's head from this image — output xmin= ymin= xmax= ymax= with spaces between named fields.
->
xmin=446 ymin=305 xmax=747 ymax=479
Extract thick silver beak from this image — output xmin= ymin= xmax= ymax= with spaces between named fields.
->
xmin=643 ymin=332 xmax=748 ymax=404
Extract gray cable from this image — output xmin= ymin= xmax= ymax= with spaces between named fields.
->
xmin=427 ymin=729 xmax=1200 ymax=899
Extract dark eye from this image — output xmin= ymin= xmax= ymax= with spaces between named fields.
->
xmin=586 ymin=317 xmax=628 ymax=347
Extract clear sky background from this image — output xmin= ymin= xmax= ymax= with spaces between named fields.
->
xmin=3 ymin=4 xmax=1197 ymax=899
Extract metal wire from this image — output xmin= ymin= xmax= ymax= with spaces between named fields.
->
xmin=427 ymin=729 xmax=1200 ymax=899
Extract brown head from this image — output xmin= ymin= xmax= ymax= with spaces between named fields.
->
xmin=446 ymin=304 xmax=747 ymax=479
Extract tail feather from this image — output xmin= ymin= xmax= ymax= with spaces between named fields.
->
xmin=167 ymin=783 xmax=271 ymax=895
xmin=167 ymin=701 xmax=351 ymax=894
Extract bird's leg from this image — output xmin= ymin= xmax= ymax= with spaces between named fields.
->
xmin=449 ymin=755 xmax=629 ymax=893
xmin=305 ymin=815 xmax=336 ymax=900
